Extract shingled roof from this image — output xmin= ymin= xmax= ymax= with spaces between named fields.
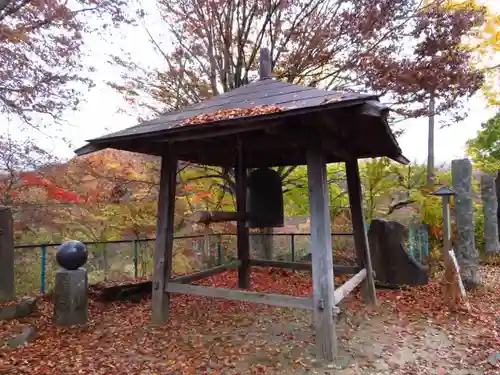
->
xmin=75 ymin=51 xmax=408 ymax=168
xmin=86 ymin=79 xmax=376 ymax=141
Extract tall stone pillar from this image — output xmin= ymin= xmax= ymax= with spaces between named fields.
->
xmin=0 ymin=206 xmax=14 ymax=302
xmin=495 ymin=171 xmax=500 ymax=242
xmin=481 ymin=174 xmax=500 ymax=254
xmin=451 ymin=159 xmax=481 ymax=289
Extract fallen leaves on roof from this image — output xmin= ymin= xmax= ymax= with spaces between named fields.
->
xmin=322 ymin=96 xmax=347 ymax=104
xmin=175 ymin=105 xmax=283 ymax=127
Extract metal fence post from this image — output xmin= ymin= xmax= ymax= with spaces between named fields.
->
xmin=40 ymin=245 xmax=47 ymax=295
xmin=290 ymin=234 xmax=295 ymax=262
xmin=103 ymin=243 xmax=108 ymax=281
xmin=409 ymin=226 xmax=415 ymax=258
xmin=423 ymin=224 xmax=430 ymax=257
xmin=133 ymin=240 xmax=138 ymax=278
xmin=217 ymin=235 xmax=222 ymax=266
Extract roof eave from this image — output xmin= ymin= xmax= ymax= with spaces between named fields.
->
xmin=360 ymin=100 xmax=390 ymax=118
xmin=391 ymin=154 xmax=410 ymax=165
xmin=74 ymin=143 xmax=107 ymax=156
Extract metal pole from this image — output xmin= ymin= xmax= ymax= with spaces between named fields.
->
xmin=40 ymin=246 xmax=47 ymax=295
xmin=291 ymin=234 xmax=295 ymax=262
xmin=409 ymin=226 xmax=415 ymax=257
xmin=103 ymin=244 xmax=108 ymax=281
xmin=442 ymin=195 xmax=451 ymax=253
xmin=217 ymin=235 xmax=222 ymax=266
xmin=133 ymin=240 xmax=138 ymax=278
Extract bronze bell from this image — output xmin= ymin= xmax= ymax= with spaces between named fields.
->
xmin=247 ymin=168 xmax=284 ymax=228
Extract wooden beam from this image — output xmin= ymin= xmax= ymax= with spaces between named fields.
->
xmin=152 ymin=148 xmax=178 ymax=324
xmin=166 ymin=283 xmax=312 ymax=310
xmin=191 ymin=210 xmax=246 ymax=224
xmin=248 ymin=259 xmax=360 ymax=275
xmin=345 ymin=159 xmax=377 ymax=305
xmin=235 ymin=139 xmax=250 ymax=289
xmin=307 ymin=146 xmax=337 ymax=361
xmin=333 ymin=269 xmax=366 ymax=304
xmin=170 ymin=261 xmax=241 ymax=284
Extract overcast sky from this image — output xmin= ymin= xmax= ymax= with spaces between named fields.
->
xmin=2 ymin=0 xmax=499 ymax=166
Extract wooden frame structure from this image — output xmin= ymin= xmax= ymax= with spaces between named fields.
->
xmin=75 ymin=48 xmax=408 ymax=361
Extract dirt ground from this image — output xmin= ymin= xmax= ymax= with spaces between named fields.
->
xmin=0 ymin=266 xmax=498 ymax=375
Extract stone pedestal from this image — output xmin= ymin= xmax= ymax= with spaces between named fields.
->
xmin=53 ymin=268 xmax=88 ymax=326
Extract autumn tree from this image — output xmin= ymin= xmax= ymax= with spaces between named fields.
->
xmin=0 ymin=135 xmax=58 ymax=206
xmin=0 ymin=0 xmax=132 ymax=125
xmin=361 ymin=1 xmax=485 ymax=186
xmin=454 ymin=0 xmax=500 ymax=106
xmin=478 ymin=10 xmax=500 ymax=106
xmin=0 ymin=0 xmax=134 ymax=209
xmin=7 ymin=149 xmax=190 ymax=245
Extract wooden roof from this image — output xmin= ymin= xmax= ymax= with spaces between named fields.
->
xmin=75 ymin=78 xmax=408 ymax=167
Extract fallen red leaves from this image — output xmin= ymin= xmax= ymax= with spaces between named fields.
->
xmin=0 ymin=266 xmax=498 ymax=375
xmin=0 ymin=268 xmax=311 ymax=375
xmin=369 ymin=265 xmax=500 ymax=374
xmin=175 ymin=105 xmax=283 ymax=127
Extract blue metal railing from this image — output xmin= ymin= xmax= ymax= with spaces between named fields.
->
xmin=14 ymin=226 xmax=429 ymax=296
xmin=365 ymin=223 xmax=429 ymax=263
xmin=408 ymin=224 xmax=430 ymax=263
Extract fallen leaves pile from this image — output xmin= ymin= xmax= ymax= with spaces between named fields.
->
xmin=175 ymin=105 xmax=283 ymax=127
xmin=372 ymin=265 xmax=500 ymax=374
xmin=0 ymin=266 xmax=498 ymax=375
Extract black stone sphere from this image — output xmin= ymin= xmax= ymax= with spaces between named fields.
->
xmin=56 ymin=240 xmax=88 ymax=270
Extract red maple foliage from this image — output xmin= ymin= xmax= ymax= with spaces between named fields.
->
xmin=20 ymin=172 xmax=84 ymax=203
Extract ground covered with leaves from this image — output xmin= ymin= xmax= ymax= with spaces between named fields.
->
xmin=0 ymin=266 xmax=498 ymax=375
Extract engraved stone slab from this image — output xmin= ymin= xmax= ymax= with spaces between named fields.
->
xmin=451 ymin=159 xmax=481 ymax=289
xmin=0 ymin=206 xmax=15 ymax=302
xmin=481 ymin=173 xmax=500 ymax=253
xmin=53 ymin=268 xmax=88 ymax=326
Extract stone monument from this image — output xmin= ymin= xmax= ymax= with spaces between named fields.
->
xmin=451 ymin=159 xmax=481 ymax=289
xmin=0 ymin=206 xmax=14 ymax=302
xmin=53 ymin=240 xmax=89 ymax=326
xmin=481 ymin=173 xmax=500 ymax=254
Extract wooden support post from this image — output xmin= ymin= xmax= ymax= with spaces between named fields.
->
xmin=333 ymin=269 xmax=367 ymax=305
xmin=0 ymin=206 xmax=14 ymax=302
xmin=152 ymin=148 xmax=178 ymax=324
xmin=346 ymin=159 xmax=377 ymax=305
xmin=235 ymin=140 xmax=250 ymax=289
xmin=307 ymin=147 xmax=337 ymax=361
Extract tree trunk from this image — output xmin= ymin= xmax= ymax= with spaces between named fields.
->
xmin=451 ymin=159 xmax=481 ymax=290
xmin=426 ymin=93 xmax=436 ymax=188
xmin=251 ymin=227 xmax=274 ymax=260
xmin=262 ymin=227 xmax=273 ymax=260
